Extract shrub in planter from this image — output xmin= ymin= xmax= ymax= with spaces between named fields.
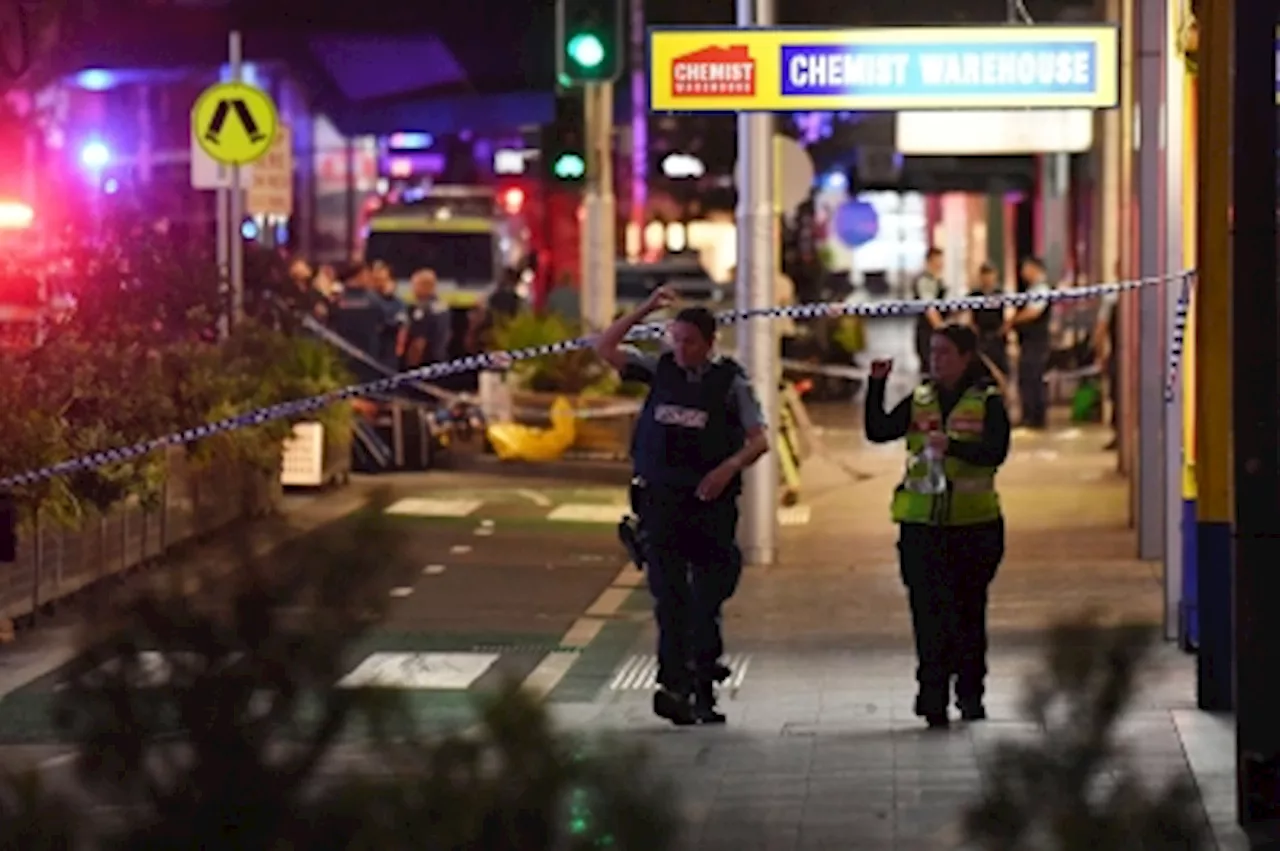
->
xmin=488 ymin=311 xmax=614 ymax=396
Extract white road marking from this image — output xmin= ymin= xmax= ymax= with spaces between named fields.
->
xmin=473 ymin=527 xmax=494 ymax=537
xmin=389 ymin=586 xmax=413 ymax=598
xmin=614 ymin=566 xmax=645 ymax=587
xmin=450 ymin=545 xmax=472 ymax=554
xmin=339 ymin=652 xmax=498 ymax=689
xmin=586 ymin=587 xmax=631 ymax=617
xmin=480 ymin=518 xmax=495 ymax=527
xmin=610 ymin=653 xmax=751 ymax=691
xmin=516 ymin=488 xmax=552 ymax=507
xmin=423 ymin=565 xmax=446 ymax=575
xmin=547 ymin=503 xmax=627 ymax=524
xmin=520 ymin=565 xmax=634 ymax=700
xmin=385 ymin=498 xmax=483 ymax=518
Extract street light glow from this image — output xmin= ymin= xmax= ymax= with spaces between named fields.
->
xmin=566 ymin=33 xmax=605 ymax=68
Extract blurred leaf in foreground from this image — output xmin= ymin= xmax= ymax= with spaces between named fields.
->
xmin=963 ymin=612 xmax=1210 ymax=851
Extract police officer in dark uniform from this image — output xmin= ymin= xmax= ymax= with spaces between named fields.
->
xmin=400 ymin=268 xmax=450 ymax=370
xmin=329 ymin=263 xmax=390 ymax=383
xmin=595 ymin=286 xmax=770 ymax=725
xmin=1004 ymin=256 xmax=1053 ymax=429
xmin=865 ymin=323 xmax=1011 ymax=729
xmin=967 ymin=263 xmax=1010 ymax=381
xmin=911 ymin=247 xmax=947 ymax=376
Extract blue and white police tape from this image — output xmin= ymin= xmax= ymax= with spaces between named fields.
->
xmin=1164 ymin=272 xmax=1194 ymax=403
xmin=0 ymin=271 xmax=1192 ymax=490
xmin=301 ymin=316 xmax=643 ymax=420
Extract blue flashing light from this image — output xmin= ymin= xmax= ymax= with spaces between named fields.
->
xmin=80 ymin=141 xmax=110 ymax=169
xmin=241 ymin=219 xmax=260 ymax=240
xmin=820 ymin=171 xmax=848 ymax=191
xmin=74 ymin=69 xmax=116 ymax=91
xmin=388 ymin=132 xmax=433 ymax=150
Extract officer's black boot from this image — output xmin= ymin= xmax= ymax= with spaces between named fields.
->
xmin=692 ymin=681 xmax=726 ymax=725
xmin=653 ymin=686 xmax=695 ymax=726
xmin=913 ymin=693 xmax=950 ymax=729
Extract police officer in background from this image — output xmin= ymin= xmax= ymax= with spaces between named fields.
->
xmin=594 ymin=286 xmax=770 ymax=725
xmin=330 ymin=263 xmax=391 ymax=383
xmin=864 ymin=323 xmax=1011 ymax=729
xmin=1003 ymin=256 xmax=1052 ymax=429
xmin=400 ymin=268 xmax=450 ymax=370
xmin=966 ymin=262 xmax=1011 ymax=383
xmin=911 ymin=247 xmax=948 ymax=376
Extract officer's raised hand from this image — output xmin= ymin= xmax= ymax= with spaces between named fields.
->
xmin=642 ymin=285 xmax=677 ymax=315
xmin=869 ymin=358 xmax=893 ymax=379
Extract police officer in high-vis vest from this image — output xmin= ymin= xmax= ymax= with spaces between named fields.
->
xmin=595 ymin=286 xmax=770 ymax=726
xmin=865 ymin=323 xmax=1011 ymax=729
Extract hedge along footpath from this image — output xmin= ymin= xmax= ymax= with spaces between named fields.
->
xmin=0 ymin=217 xmax=353 ymax=628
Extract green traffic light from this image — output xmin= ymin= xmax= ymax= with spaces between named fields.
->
xmin=553 ymin=153 xmax=585 ymax=179
xmin=566 ymin=32 xmax=605 ymax=68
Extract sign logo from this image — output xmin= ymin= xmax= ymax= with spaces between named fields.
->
xmin=670 ymin=45 xmax=755 ymax=97
xmin=191 ymin=82 xmax=279 ymax=166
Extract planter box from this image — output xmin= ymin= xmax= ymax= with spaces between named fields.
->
xmin=281 ymin=421 xmax=353 ymax=487
xmin=1 ymin=444 xmax=297 ymax=632
xmin=509 ymin=390 xmax=641 ymax=459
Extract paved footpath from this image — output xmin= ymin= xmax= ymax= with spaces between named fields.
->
xmin=531 ymin=421 xmax=1247 ymax=851
xmin=0 ymin=422 xmax=1248 ymax=849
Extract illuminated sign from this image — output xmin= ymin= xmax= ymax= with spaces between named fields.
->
xmin=649 ymin=26 xmax=1120 ymax=112
xmin=896 ymin=109 xmax=1094 ymax=154
xmin=661 ymin=152 xmax=705 ymax=178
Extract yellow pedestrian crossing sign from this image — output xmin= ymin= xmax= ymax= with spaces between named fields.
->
xmin=191 ymin=81 xmax=278 ymax=166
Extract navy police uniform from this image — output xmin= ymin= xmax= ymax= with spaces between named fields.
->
xmin=330 ymin=288 xmax=392 ymax=383
xmin=621 ymin=346 xmax=765 ymax=722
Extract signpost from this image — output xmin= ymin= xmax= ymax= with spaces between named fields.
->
xmin=188 ymin=31 xmax=279 ymax=334
xmin=246 ymin=123 xmax=293 ymax=217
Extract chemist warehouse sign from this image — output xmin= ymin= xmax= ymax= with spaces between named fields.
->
xmin=648 ymin=26 xmax=1120 ymax=112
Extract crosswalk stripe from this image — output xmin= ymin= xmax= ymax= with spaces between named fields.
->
xmin=608 ymin=653 xmax=751 ymax=691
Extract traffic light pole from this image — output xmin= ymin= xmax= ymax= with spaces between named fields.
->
xmin=580 ymin=82 xmax=617 ymax=331
xmin=735 ymin=0 xmax=779 ymax=567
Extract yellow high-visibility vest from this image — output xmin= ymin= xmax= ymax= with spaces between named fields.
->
xmin=891 ymin=383 xmax=1002 ymax=526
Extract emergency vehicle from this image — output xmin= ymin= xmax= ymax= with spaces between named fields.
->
xmin=362 ymin=184 xmax=532 ymax=309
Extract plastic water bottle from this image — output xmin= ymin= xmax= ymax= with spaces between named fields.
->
xmin=920 ymin=446 xmax=947 ymax=495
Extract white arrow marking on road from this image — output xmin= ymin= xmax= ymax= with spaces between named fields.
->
xmin=516 ymin=489 xmax=552 ymax=507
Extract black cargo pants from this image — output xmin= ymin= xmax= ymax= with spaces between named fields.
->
xmin=897 ymin=518 xmax=1005 ymax=714
xmin=634 ymin=483 xmax=743 ymax=693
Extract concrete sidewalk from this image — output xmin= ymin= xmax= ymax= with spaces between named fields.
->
xmin=555 ymin=422 xmax=1246 ymax=851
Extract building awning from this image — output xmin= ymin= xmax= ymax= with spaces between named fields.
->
xmin=328 ymin=90 xmax=554 ymax=137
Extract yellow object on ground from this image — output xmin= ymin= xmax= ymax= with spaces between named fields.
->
xmin=486 ymin=396 xmax=577 ymax=462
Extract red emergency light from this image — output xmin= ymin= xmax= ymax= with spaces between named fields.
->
xmin=0 ymin=202 xmax=34 ymax=230
xmin=500 ymin=187 xmax=525 ymax=214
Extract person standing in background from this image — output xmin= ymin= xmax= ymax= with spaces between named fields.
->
xmin=400 ymin=269 xmax=450 ymax=370
xmin=911 ymin=248 xmax=948 ymax=377
xmin=370 ymin=260 xmax=408 ymax=371
xmin=1003 ymin=256 xmax=1053 ymax=430
xmin=1094 ymin=289 xmax=1120 ymax=450
xmin=965 ymin=263 xmax=1010 ymax=383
